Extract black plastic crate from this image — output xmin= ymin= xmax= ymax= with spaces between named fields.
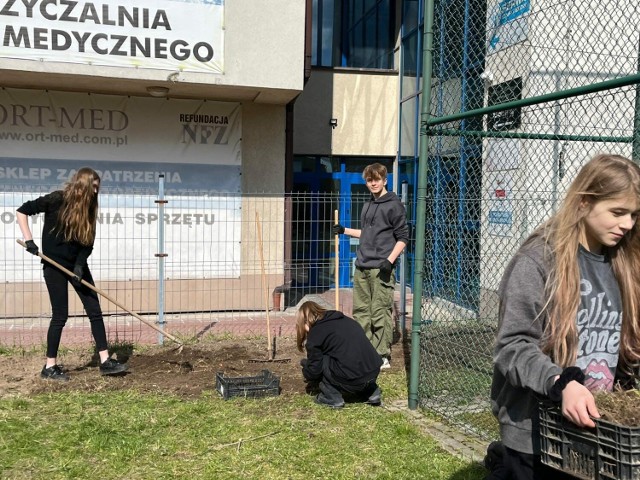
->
xmin=215 ymin=370 xmax=280 ymax=400
xmin=539 ymin=402 xmax=640 ymax=480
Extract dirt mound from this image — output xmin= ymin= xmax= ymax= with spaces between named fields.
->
xmin=0 ymin=336 xmax=309 ymax=399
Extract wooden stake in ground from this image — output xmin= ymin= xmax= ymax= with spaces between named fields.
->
xmin=334 ymin=209 xmax=339 ymax=309
xmin=255 ymin=212 xmax=273 ymax=360
xmin=16 ymin=239 xmax=184 ymax=351
xmin=249 ymin=214 xmax=290 ymax=363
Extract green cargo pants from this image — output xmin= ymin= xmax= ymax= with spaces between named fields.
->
xmin=352 ymin=266 xmax=395 ymax=357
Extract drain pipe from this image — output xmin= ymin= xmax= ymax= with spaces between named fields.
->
xmin=399 ymin=181 xmax=408 ymax=335
xmin=408 ymin=0 xmax=436 ymax=410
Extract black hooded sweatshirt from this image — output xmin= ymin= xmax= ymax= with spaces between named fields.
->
xmin=356 ymin=191 xmax=409 ymax=268
xmin=303 ymin=310 xmax=383 ymax=386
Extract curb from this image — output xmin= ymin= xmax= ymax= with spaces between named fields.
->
xmin=385 ymin=399 xmax=488 ymax=465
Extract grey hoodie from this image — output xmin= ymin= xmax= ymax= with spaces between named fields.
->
xmin=491 ymin=235 xmax=562 ymax=455
xmin=493 ymin=234 xmax=635 ymax=455
xmin=355 ymin=191 xmax=409 ymax=268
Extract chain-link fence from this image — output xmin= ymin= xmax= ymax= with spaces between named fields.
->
xmin=417 ymin=0 xmax=640 ymax=441
xmin=1 ymin=187 xmax=411 ymax=350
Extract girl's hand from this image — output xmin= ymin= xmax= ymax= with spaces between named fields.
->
xmin=561 ymin=380 xmax=600 ymax=428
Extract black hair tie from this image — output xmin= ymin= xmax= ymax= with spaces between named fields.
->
xmin=548 ymin=366 xmax=586 ymax=404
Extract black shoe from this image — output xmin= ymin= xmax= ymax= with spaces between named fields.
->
xmin=484 ymin=441 xmax=505 ymax=472
xmin=365 ymin=386 xmax=382 ymax=406
xmin=40 ymin=364 xmax=70 ymax=382
xmin=99 ymin=358 xmax=128 ymax=376
xmin=314 ymin=393 xmax=345 ymax=409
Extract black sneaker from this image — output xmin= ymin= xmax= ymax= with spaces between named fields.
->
xmin=484 ymin=441 xmax=505 ymax=472
xmin=99 ymin=358 xmax=128 ymax=376
xmin=314 ymin=393 xmax=345 ymax=409
xmin=40 ymin=364 xmax=70 ymax=382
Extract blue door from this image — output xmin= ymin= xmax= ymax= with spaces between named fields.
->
xmin=292 ymin=157 xmax=394 ymax=290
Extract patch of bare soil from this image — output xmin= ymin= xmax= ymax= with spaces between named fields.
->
xmin=0 ymin=336 xmax=310 ymax=399
xmin=596 ymin=389 xmax=640 ymax=426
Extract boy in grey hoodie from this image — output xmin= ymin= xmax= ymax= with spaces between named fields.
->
xmin=333 ymin=163 xmax=409 ymax=368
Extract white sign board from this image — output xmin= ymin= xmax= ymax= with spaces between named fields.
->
xmin=486 ymin=171 xmax=514 ymax=237
xmin=0 ymin=0 xmax=224 ymax=73
xmin=487 ymin=0 xmax=530 ymax=54
xmin=1 ymin=88 xmax=242 ymax=282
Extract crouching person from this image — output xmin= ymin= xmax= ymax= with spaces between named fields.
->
xmin=296 ymin=300 xmax=383 ymax=408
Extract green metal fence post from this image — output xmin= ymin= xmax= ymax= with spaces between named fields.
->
xmin=408 ymin=0 xmax=436 ymax=410
xmin=633 ymin=35 xmax=640 ymax=162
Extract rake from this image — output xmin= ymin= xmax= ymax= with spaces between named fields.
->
xmin=17 ymin=239 xmax=185 ymax=352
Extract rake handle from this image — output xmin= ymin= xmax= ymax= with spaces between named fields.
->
xmin=17 ymin=239 xmax=183 ymax=346
xmin=334 ymin=209 xmax=339 ymax=309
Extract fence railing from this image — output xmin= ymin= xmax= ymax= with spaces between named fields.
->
xmin=1 ymin=187 xmax=412 ymax=348
xmin=415 ymin=0 xmax=640 ymax=441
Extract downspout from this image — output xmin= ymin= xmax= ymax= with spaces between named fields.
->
xmin=280 ymin=0 xmax=313 ymax=305
xmin=408 ymin=0 xmax=436 ymax=410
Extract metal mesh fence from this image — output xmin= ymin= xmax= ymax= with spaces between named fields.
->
xmin=1 ymin=188 xmax=411 ymax=351
xmin=418 ymin=0 xmax=640 ymax=441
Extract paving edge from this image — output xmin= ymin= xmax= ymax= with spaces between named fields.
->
xmin=385 ymin=399 xmax=489 ymax=465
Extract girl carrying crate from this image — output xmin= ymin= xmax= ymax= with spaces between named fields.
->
xmin=487 ymin=154 xmax=640 ymax=479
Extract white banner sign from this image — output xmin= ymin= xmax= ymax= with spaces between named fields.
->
xmin=0 ymin=88 xmax=243 ymax=282
xmin=0 ymin=0 xmax=224 ymax=73
xmin=0 ymin=88 xmax=242 ymax=170
xmin=1 ymin=194 xmax=242 ymax=281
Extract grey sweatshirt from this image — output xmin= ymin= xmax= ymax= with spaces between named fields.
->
xmin=493 ymin=234 xmax=634 ymax=455
xmin=490 ymin=235 xmax=562 ymax=455
xmin=355 ymin=191 xmax=409 ymax=268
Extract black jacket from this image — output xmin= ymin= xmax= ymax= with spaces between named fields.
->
xmin=356 ymin=191 xmax=409 ymax=268
xmin=17 ymin=191 xmax=93 ymax=270
xmin=303 ymin=310 xmax=382 ymax=386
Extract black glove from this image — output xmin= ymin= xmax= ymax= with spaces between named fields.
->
xmin=379 ymin=259 xmax=394 ymax=275
xmin=71 ymin=264 xmax=84 ymax=287
xmin=332 ymin=224 xmax=345 ymax=235
xmin=25 ymin=240 xmax=39 ymax=256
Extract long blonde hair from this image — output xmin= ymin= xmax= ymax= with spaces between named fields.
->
xmin=539 ymin=153 xmax=640 ymax=371
xmin=295 ymin=301 xmax=327 ymax=352
xmin=55 ymin=167 xmax=100 ymax=246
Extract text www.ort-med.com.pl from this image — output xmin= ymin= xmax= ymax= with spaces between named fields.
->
xmin=0 ymin=131 xmax=128 ymax=148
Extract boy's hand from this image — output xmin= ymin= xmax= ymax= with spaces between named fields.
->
xmin=332 ymin=224 xmax=345 ymax=235
xmin=379 ymin=259 xmax=393 ymax=274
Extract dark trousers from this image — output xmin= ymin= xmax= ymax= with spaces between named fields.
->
xmin=485 ymin=443 xmax=576 ymax=480
xmin=43 ymin=264 xmax=108 ymax=358
xmin=315 ymin=356 xmax=379 ymax=404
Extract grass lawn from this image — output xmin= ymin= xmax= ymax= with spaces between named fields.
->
xmin=0 ymin=341 xmax=488 ymax=479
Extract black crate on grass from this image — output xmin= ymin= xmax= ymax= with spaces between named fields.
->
xmin=539 ymin=402 xmax=640 ymax=480
xmin=215 ymin=370 xmax=280 ymax=400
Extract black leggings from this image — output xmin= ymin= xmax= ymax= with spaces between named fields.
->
xmin=43 ymin=264 xmax=108 ymax=358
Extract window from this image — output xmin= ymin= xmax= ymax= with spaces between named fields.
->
xmin=311 ymin=0 xmax=396 ymax=69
